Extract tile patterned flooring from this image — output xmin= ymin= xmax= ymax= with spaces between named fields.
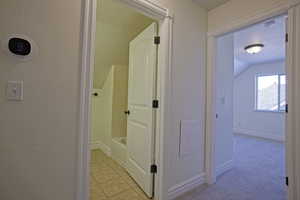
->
xmin=90 ymin=149 xmax=150 ymax=200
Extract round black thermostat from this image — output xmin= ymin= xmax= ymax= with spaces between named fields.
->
xmin=8 ymin=37 xmax=31 ymax=56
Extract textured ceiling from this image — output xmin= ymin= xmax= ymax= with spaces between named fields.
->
xmin=234 ymin=15 xmax=286 ymax=76
xmin=193 ymin=0 xmax=230 ymax=10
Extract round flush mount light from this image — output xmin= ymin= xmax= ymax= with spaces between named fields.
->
xmin=244 ymin=44 xmax=264 ymax=54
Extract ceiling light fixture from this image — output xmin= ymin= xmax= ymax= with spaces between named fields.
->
xmin=245 ymin=44 xmax=264 ymax=54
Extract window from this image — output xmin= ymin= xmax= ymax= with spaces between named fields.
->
xmin=256 ymin=74 xmax=286 ymax=112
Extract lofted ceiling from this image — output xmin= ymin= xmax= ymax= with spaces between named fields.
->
xmin=96 ymin=0 xmax=153 ymax=32
xmin=193 ymin=0 xmax=230 ymax=10
xmin=234 ymin=15 xmax=286 ymax=76
xmin=94 ymin=0 xmax=154 ymax=88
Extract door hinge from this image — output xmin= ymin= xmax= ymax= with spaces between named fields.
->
xmin=286 ymin=33 xmax=288 ymax=43
xmin=152 ymin=100 xmax=159 ymax=108
xmin=286 ymin=104 xmax=288 ymax=113
xmin=150 ymin=164 xmax=157 ymax=173
xmin=286 ymin=177 xmax=289 ymax=186
xmin=154 ymin=36 xmax=160 ymax=45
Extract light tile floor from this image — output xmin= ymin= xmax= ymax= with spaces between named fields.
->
xmin=90 ymin=149 xmax=150 ymax=200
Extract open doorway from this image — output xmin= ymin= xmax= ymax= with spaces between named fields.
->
xmin=202 ymin=15 xmax=287 ymax=200
xmin=232 ymin=17 xmax=286 ymax=200
xmin=89 ymin=0 xmax=159 ymax=199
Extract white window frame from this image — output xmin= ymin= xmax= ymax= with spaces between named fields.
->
xmin=255 ymin=74 xmax=286 ymax=113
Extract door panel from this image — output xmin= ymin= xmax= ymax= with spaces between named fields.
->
xmin=126 ymin=23 xmax=157 ymax=198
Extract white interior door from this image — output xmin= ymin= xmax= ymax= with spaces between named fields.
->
xmin=126 ymin=23 xmax=157 ymax=198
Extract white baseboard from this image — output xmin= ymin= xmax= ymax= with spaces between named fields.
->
xmin=112 ymin=156 xmax=127 ymax=169
xmin=234 ymin=128 xmax=284 ymax=142
xmin=90 ymin=142 xmax=101 ymax=150
xmin=167 ymin=173 xmax=206 ymax=200
xmin=90 ymin=140 xmax=111 ymax=156
xmin=216 ymin=160 xmax=233 ymax=177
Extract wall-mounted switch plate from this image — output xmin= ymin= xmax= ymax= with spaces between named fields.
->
xmin=6 ymin=81 xmax=23 ymax=101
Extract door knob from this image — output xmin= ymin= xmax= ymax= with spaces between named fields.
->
xmin=124 ymin=110 xmax=130 ymax=115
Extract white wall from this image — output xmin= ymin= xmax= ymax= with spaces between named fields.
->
xmin=215 ymin=33 xmax=234 ymax=176
xmin=91 ymin=66 xmax=128 ymax=153
xmin=94 ymin=22 xmax=130 ymax=88
xmin=234 ymin=61 xmax=285 ymax=141
xmin=0 ymin=0 xmax=207 ymax=199
xmin=208 ymin=0 xmax=288 ymax=35
xmin=0 ymin=1 xmax=82 ymax=200
xmin=93 ymin=21 xmax=153 ymax=88
xmin=157 ymin=1 xmax=207 ymax=197
xmin=91 ymin=88 xmax=103 ymax=144
xmin=94 ymin=0 xmax=154 ymax=88
xmin=95 ymin=69 xmax=113 ymax=150
xmin=111 ymin=66 xmax=128 ymax=139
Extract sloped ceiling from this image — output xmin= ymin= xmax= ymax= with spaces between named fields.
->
xmin=93 ymin=0 xmax=154 ymax=88
xmin=193 ymin=0 xmax=230 ymax=10
xmin=234 ymin=15 xmax=286 ymax=76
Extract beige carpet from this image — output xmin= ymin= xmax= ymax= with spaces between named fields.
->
xmin=176 ymin=135 xmax=286 ymax=200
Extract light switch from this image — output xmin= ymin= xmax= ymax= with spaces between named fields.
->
xmin=6 ymin=81 xmax=23 ymax=101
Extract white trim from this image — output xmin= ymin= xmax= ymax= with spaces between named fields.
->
xmin=90 ymin=140 xmax=112 ymax=156
xmin=289 ymin=0 xmax=300 ymax=7
xmin=112 ymin=156 xmax=127 ymax=169
xmin=234 ymin=128 xmax=285 ymax=142
xmin=205 ymin=36 xmax=217 ymax=184
xmin=205 ymin=2 xmax=297 ymax=200
xmin=167 ymin=173 xmax=206 ymax=200
xmin=115 ymin=0 xmax=169 ymax=19
xmin=111 ymin=152 xmax=128 ymax=170
xmin=208 ymin=1 xmax=289 ymax=36
xmin=76 ymin=0 xmax=96 ymax=200
xmin=90 ymin=142 xmax=101 ymax=150
xmin=286 ymin=5 xmax=300 ymax=199
xmin=77 ymin=1 xmax=173 ymax=200
xmin=155 ymin=15 xmax=174 ymax=200
xmin=254 ymin=74 xmax=286 ymax=113
xmin=216 ymin=160 xmax=233 ymax=177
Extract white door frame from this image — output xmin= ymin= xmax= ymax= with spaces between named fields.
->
xmin=205 ymin=1 xmax=300 ymax=200
xmin=77 ymin=1 xmax=174 ymax=200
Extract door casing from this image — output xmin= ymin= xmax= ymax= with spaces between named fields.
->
xmin=205 ymin=1 xmax=300 ymax=200
xmin=77 ymin=1 xmax=174 ymax=200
